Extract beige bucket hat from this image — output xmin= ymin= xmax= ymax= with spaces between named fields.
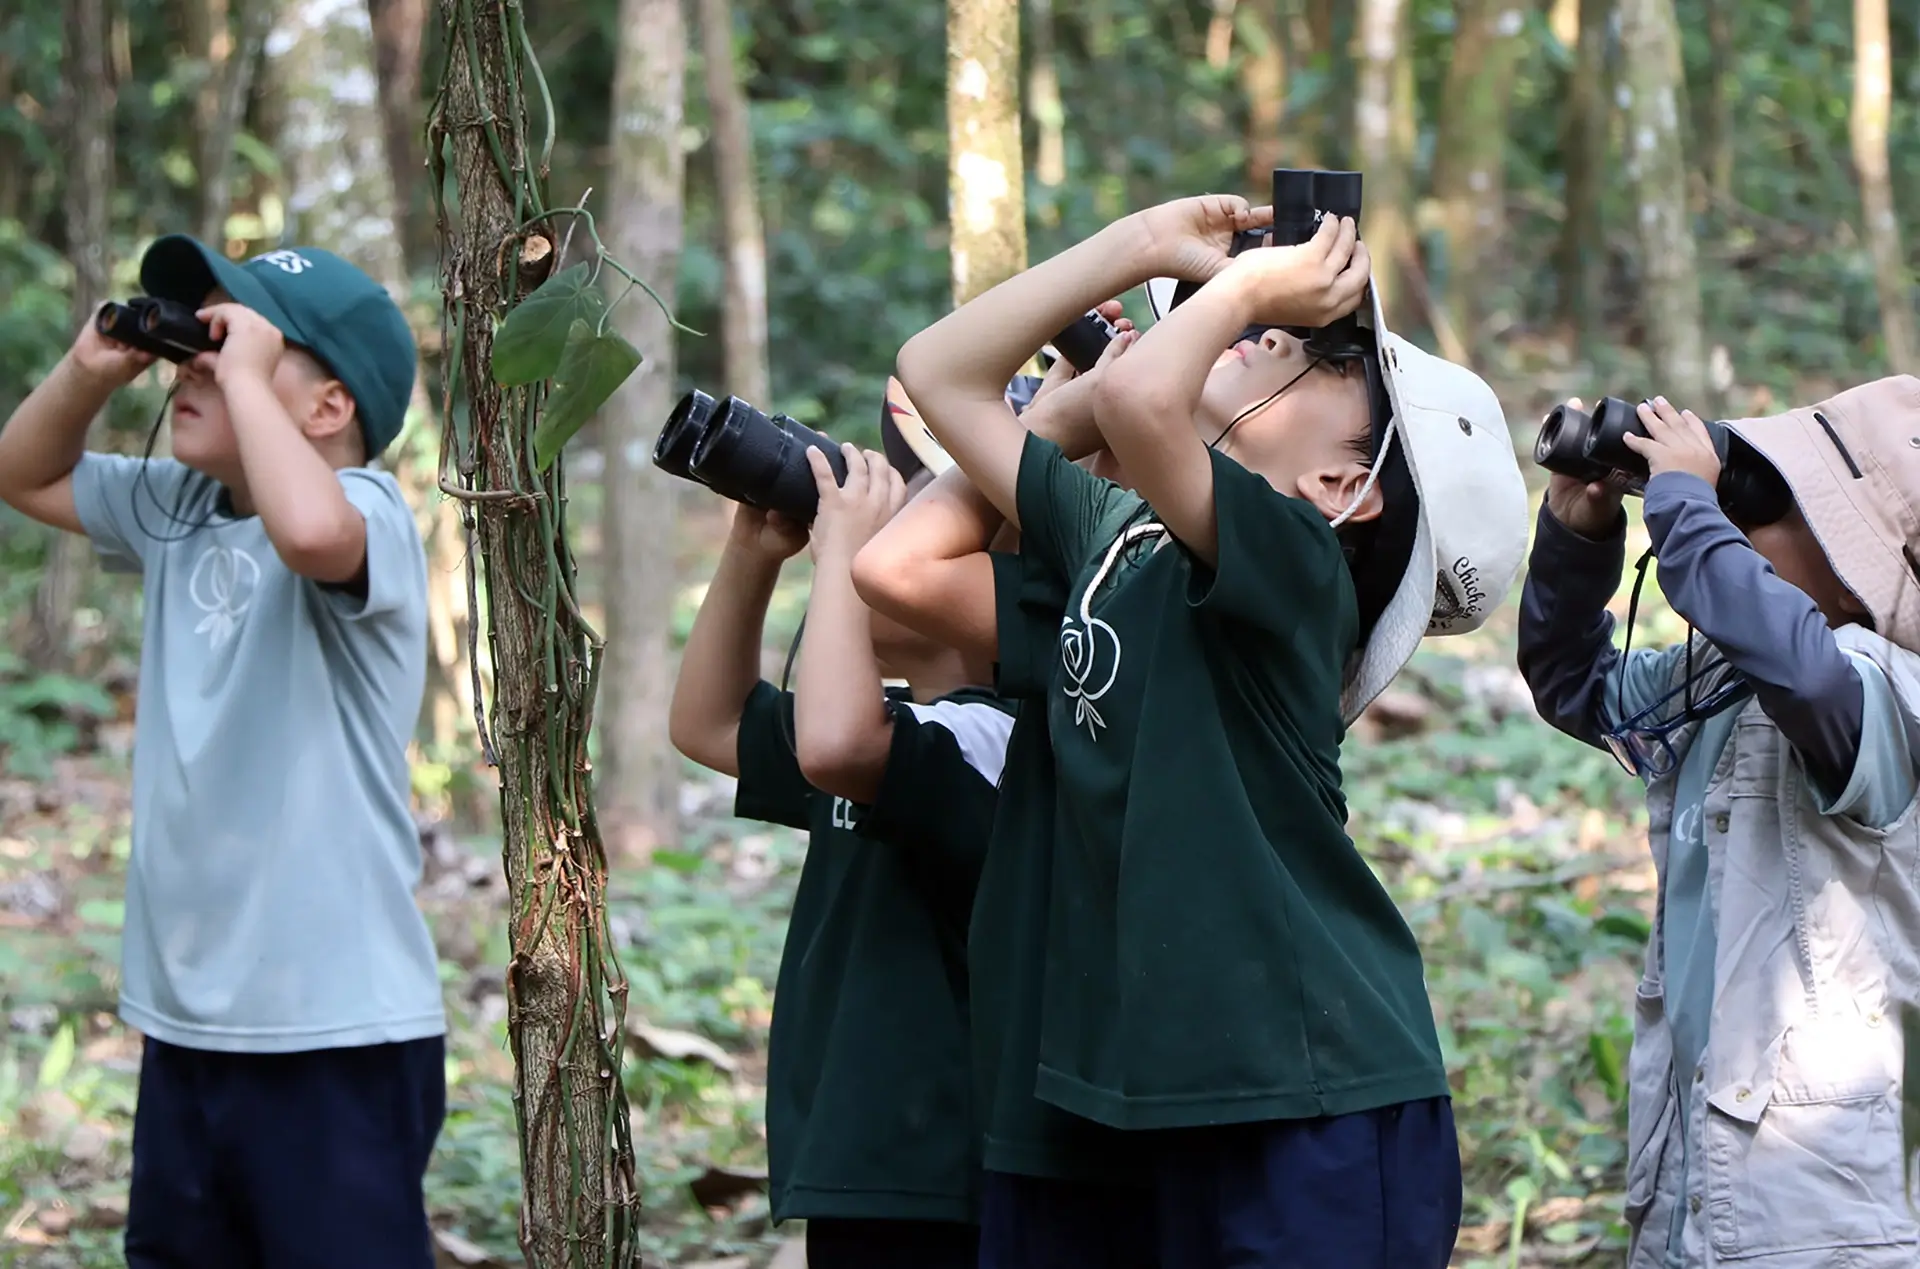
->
xmin=1721 ymin=374 xmax=1920 ymax=651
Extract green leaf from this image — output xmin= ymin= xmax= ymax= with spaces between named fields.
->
xmin=650 ymin=850 xmax=705 ymax=875
xmin=532 ymin=320 xmax=642 ymax=470
xmin=491 ymin=263 xmax=606 ymax=387
xmin=37 ymin=1021 xmax=74 ymax=1088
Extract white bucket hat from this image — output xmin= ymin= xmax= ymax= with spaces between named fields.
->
xmin=1335 ymin=285 xmax=1531 ymax=720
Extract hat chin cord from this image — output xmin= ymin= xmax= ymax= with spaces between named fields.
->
xmin=1329 ymin=421 xmax=1397 ymax=530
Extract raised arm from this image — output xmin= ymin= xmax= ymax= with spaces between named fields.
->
xmin=1090 ymin=212 xmax=1368 ymax=566
xmin=0 ymin=321 xmax=154 ymax=534
xmin=793 ymin=446 xmax=908 ymax=804
xmin=854 ymin=334 xmax=1132 ymax=661
xmin=895 ymin=196 xmax=1262 ymax=525
xmin=668 ymin=505 xmax=807 ymax=777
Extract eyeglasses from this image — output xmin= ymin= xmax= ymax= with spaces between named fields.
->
xmin=1602 ymin=551 xmax=1753 ymax=778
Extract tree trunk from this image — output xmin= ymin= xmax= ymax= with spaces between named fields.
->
xmin=1027 ymin=0 xmax=1067 ymax=189
xmin=598 ymin=0 xmax=686 ymax=862
xmin=432 ymin=1 xmax=639 ymax=1260
xmin=1555 ymin=0 xmax=1612 ymax=335
xmin=1206 ymin=0 xmax=1238 ymax=68
xmin=33 ymin=0 xmax=118 ymax=672
xmin=197 ymin=0 xmax=274 ymax=244
xmin=1699 ymin=0 xmax=1734 ymax=204
xmin=1851 ymin=0 xmax=1916 ymax=371
xmin=947 ymin=0 xmax=1026 ymax=303
xmin=1353 ymin=0 xmax=1412 ymax=329
xmin=1240 ymin=1 xmax=1285 ymax=187
xmin=697 ymin=0 xmax=771 ymax=408
xmin=367 ymin=0 xmax=429 ymax=270
xmin=1430 ymin=0 xmax=1529 ymax=358
xmin=1619 ymin=0 xmax=1708 ymax=406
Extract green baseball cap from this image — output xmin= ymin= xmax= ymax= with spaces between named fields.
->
xmin=139 ymin=236 xmax=417 ymax=458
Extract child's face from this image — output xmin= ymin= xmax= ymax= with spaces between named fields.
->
xmin=1744 ymin=506 xmax=1867 ymax=627
xmin=1194 ymin=328 xmax=1375 ymax=520
xmin=167 ymin=290 xmax=337 ymax=482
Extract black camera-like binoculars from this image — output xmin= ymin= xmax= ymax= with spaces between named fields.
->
xmin=95 ymin=297 xmax=222 ymax=364
xmin=654 ymin=390 xmax=850 ymax=524
xmin=1534 ymin=396 xmax=1795 ymax=527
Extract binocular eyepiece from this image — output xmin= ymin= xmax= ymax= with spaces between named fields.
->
xmin=1534 ymin=396 xmax=1796 ymax=528
xmin=654 ymin=390 xmax=850 ymax=524
xmin=95 ymin=296 xmax=222 ymax=364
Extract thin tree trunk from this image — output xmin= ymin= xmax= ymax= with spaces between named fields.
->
xmin=433 ymin=0 xmax=639 ymax=1258
xmin=196 ymin=0 xmax=273 ymax=244
xmin=1354 ymin=0 xmax=1411 ymax=328
xmin=1431 ymin=0 xmax=1529 ymax=358
xmin=1699 ymin=0 xmax=1734 ymax=204
xmin=367 ymin=0 xmax=429 ymax=270
xmin=1619 ymin=0 xmax=1708 ymax=406
xmin=1556 ymin=0 xmax=1612 ymax=335
xmin=697 ymin=0 xmax=771 ymax=407
xmin=598 ymin=0 xmax=687 ymax=862
xmin=33 ymin=0 xmax=118 ymax=672
xmin=1852 ymin=0 xmax=1916 ymax=371
xmin=1027 ymin=0 xmax=1067 ymax=189
xmin=185 ymin=0 xmax=230 ymax=155
xmin=1240 ymin=1 xmax=1286 ymax=187
xmin=1206 ymin=0 xmax=1239 ymax=68
xmin=947 ymin=0 xmax=1027 ymax=303
xmin=269 ymin=0 xmax=407 ymax=280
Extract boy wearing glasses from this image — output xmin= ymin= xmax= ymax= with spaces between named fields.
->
xmin=1519 ymin=391 xmax=1920 ymax=1268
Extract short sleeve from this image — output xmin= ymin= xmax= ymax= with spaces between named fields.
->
xmin=859 ymin=697 xmax=1016 ymax=890
xmin=71 ymin=453 xmax=197 ymax=574
xmin=856 ymin=687 xmax=1013 ymax=867
xmin=1014 ymin=432 xmax=1128 ymax=584
xmin=733 ymin=681 xmax=814 ymax=831
xmin=1815 ymin=656 xmax=1918 ymax=828
xmin=1185 ymin=446 xmax=1351 ymax=638
xmin=321 ymin=469 xmax=427 ymax=622
xmin=991 ymin=549 xmax=1067 ymax=699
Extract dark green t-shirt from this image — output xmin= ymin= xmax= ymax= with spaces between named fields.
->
xmin=735 ymin=680 xmax=1013 ymax=1222
xmin=1015 ymin=433 xmax=1448 ymax=1131
xmin=965 ymin=552 xmax=1151 ymax=1183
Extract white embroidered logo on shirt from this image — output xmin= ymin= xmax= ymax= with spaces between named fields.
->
xmin=188 ymin=545 xmax=260 ymax=650
xmin=1060 ymin=522 xmax=1166 ymax=741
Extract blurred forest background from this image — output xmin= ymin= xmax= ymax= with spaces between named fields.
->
xmin=0 ymin=0 xmax=1916 ymax=1264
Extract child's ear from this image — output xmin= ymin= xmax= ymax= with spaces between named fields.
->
xmin=301 ymin=379 xmax=358 ymax=445
xmin=1296 ymin=463 xmax=1383 ymax=526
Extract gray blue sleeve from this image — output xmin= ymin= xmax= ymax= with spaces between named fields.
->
xmin=320 ymin=469 xmax=428 ymax=623
xmin=1642 ymin=472 xmax=1868 ymax=802
xmin=1817 ymin=658 xmax=1915 ymax=828
xmin=70 ymin=454 xmax=194 ymax=574
xmin=1517 ymin=502 xmax=1684 ymax=748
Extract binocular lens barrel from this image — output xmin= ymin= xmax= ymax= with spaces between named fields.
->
xmin=670 ymin=395 xmax=848 ymax=524
xmin=655 ymin=390 xmax=715 ymax=485
xmin=1052 ymin=310 xmax=1119 ymax=373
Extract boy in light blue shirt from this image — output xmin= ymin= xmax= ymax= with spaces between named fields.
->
xmin=0 ymin=236 xmax=443 ymax=1268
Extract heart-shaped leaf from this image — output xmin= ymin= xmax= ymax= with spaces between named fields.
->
xmin=491 ymin=263 xmax=607 ymax=387
xmin=532 ymin=319 xmax=642 ymax=470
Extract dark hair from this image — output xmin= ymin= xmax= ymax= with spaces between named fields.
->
xmin=1335 ymin=341 xmax=1419 ymax=646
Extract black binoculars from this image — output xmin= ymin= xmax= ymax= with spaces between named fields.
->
xmin=95 ymin=297 xmax=221 ymax=364
xmin=654 ymin=390 xmax=850 ymax=524
xmin=1162 ymin=168 xmax=1366 ymax=356
xmin=1534 ymin=396 xmax=1796 ymax=527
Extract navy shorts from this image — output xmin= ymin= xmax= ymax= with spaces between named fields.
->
xmin=125 ymin=1035 xmax=446 ymax=1269
xmin=980 ymin=1098 xmax=1462 ymax=1269
xmin=805 ymin=1217 xmax=980 ymax=1268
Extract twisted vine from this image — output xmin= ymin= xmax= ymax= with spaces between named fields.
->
xmin=427 ymin=1 xmax=642 ymax=1263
